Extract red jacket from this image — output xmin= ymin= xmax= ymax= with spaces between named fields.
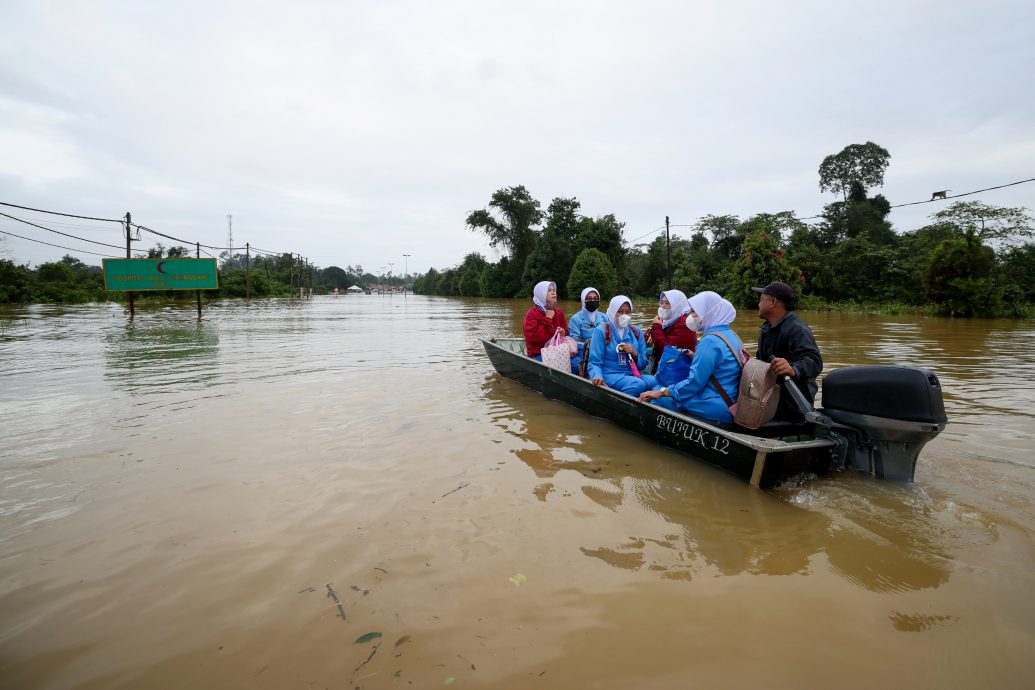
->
xmin=523 ymin=306 xmax=568 ymax=357
xmin=648 ymin=314 xmax=698 ymax=371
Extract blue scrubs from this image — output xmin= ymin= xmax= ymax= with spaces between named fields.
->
xmin=568 ymin=309 xmax=603 ymax=374
xmin=588 ymin=324 xmax=657 ymax=396
xmin=650 ymin=325 xmax=743 ymax=423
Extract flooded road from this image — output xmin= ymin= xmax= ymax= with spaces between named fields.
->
xmin=1 ymin=296 xmax=1033 ymax=689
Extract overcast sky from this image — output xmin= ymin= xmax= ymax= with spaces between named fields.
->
xmin=2 ymin=0 xmax=1033 ymax=275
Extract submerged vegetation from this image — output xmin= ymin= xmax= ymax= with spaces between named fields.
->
xmin=414 ymin=143 xmax=1034 ymax=318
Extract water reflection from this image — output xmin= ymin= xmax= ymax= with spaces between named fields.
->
xmin=483 ymin=373 xmax=951 ymax=593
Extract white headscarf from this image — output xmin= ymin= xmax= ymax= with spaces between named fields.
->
xmin=532 ymin=281 xmax=555 ymax=311
xmin=688 ymin=291 xmax=737 ymax=331
xmin=660 ymin=289 xmax=691 ymax=329
xmin=580 ymin=286 xmax=600 ymax=324
xmin=606 ymin=295 xmax=632 ymax=337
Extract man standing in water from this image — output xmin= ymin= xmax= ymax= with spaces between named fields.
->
xmin=753 ymin=282 xmax=823 ymax=422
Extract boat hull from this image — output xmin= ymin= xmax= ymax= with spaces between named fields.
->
xmin=483 ymin=339 xmax=834 ymax=488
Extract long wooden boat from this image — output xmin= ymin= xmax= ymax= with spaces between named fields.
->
xmin=483 ymin=338 xmax=947 ymax=489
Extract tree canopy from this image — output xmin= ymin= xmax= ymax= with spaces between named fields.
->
xmin=818 ymin=141 xmax=891 ymax=201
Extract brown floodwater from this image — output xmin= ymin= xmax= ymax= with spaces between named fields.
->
xmin=1 ymin=296 xmax=1033 ymax=689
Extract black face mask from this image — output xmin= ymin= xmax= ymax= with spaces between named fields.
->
xmin=585 ymin=300 xmax=600 ymax=312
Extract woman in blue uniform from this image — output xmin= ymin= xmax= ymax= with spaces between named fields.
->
xmin=567 ymin=286 xmax=603 ymax=374
xmin=587 ymin=295 xmax=656 ymax=396
xmin=639 ymin=291 xmax=743 ymax=424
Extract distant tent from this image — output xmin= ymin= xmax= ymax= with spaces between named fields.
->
xmin=346 ymin=285 xmax=364 ymax=293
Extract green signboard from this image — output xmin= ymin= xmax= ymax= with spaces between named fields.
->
xmin=102 ymin=258 xmax=219 ymax=291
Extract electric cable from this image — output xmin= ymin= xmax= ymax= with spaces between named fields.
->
xmin=0 ymin=228 xmax=112 ymax=257
xmin=0 ymin=201 xmax=123 ymax=223
xmin=0 ymin=212 xmax=127 ymax=249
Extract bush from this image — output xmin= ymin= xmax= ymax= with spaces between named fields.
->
xmin=567 ymin=248 xmax=619 ymax=299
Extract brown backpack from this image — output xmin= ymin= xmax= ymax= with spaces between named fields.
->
xmin=705 ymin=332 xmax=781 ymax=429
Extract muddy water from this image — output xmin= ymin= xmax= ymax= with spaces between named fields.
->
xmin=1 ymin=297 xmax=1033 ymax=689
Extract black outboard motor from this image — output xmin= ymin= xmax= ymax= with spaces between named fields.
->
xmin=820 ymin=366 xmax=947 ymax=482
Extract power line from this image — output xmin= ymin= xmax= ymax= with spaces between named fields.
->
xmin=625 ymin=175 xmax=1035 ymax=240
xmin=134 ymin=224 xmax=203 ymax=248
xmin=792 ymin=176 xmax=1035 ymax=220
xmin=249 ymin=245 xmax=292 ymax=256
xmin=627 ymin=225 xmax=666 ymax=244
xmin=0 ymin=228 xmax=112 ymax=257
xmin=0 ymin=201 xmax=123 ymax=223
xmin=888 ymin=176 xmax=1035 ymax=209
xmin=0 ymin=199 xmax=303 ymax=266
xmin=0 ymin=211 xmax=127 ymax=249
xmin=626 ymin=224 xmax=696 ymax=245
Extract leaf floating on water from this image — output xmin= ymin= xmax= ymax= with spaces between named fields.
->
xmin=509 ymin=573 xmax=527 ymax=586
xmin=354 ymin=632 xmax=383 ymax=644
xmin=444 ymin=677 xmax=456 ymax=686
xmin=395 ymin=635 xmax=412 ymax=648
xmin=393 ymin=670 xmax=402 ymax=678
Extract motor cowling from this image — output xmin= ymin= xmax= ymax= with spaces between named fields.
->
xmin=820 ymin=366 xmax=947 ymax=482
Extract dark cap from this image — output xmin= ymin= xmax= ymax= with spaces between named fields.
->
xmin=751 ymin=282 xmax=796 ymax=308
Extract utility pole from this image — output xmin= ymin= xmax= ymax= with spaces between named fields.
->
xmin=665 ymin=215 xmax=671 ymax=290
xmin=245 ymin=242 xmax=251 ymax=299
xmin=403 ymin=253 xmax=410 ymax=297
xmin=125 ymin=211 xmax=135 ymax=317
xmin=196 ymin=242 xmax=202 ymax=318
xmin=226 ymin=214 xmax=233 ymax=273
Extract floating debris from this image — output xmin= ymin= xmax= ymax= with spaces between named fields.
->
xmin=325 ymin=583 xmax=346 ymax=621
xmin=355 ymin=632 xmax=383 ymax=644
xmin=441 ymin=482 xmax=470 ymax=498
xmin=509 ymin=573 xmax=527 ymax=586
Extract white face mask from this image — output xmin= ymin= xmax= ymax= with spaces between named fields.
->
xmin=687 ymin=315 xmax=703 ymax=332
xmin=657 ymin=307 xmax=669 ymax=319
xmin=616 ymin=314 xmax=632 ymax=329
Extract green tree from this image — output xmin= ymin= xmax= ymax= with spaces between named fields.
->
xmin=672 ymin=231 xmax=720 ymax=296
xmin=36 ymin=260 xmax=76 ymax=284
xmin=818 ymin=141 xmax=891 ymax=201
xmin=458 ymin=253 xmax=488 ymax=296
xmin=721 ymin=214 xmax=804 ymax=307
xmin=574 ymin=214 xmax=625 ymax=279
xmin=479 ymin=259 xmax=515 ymax=298
xmin=413 ymin=267 xmax=440 ymax=294
xmin=696 ymin=214 xmax=742 ymax=265
xmin=931 ymin=201 xmax=1033 ymax=246
xmin=785 ymin=226 xmax=836 ymax=300
xmin=522 ymin=197 xmax=582 ymax=297
xmin=819 ymin=185 xmax=896 ymax=246
xmin=0 ymin=259 xmax=34 ymax=303
xmin=635 ymin=234 xmax=692 ymax=296
xmin=923 ymin=234 xmax=999 ymax=316
xmin=522 ymin=231 xmax=571 ymax=297
xmin=567 ymin=248 xmax=619 ymax=299
xmin=467 ymin=186 xmax=543 ymax=295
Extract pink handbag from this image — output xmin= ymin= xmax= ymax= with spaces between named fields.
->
xmin=541 ymin=331 xmax=574 ymax=373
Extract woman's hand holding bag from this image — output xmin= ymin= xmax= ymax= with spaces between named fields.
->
xmin=541 ymin=330 xmax=573 ymax=373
